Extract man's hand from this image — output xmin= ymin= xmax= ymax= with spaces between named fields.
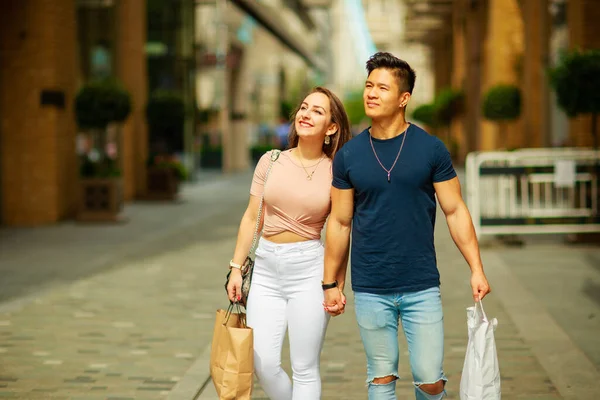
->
xmin=324 ymin=288 xmax=346 ymax=316
xmin=471 ymin=270 xmax=491 ymax=301
xmin=226 ymin=269 xmax=243 ymax=303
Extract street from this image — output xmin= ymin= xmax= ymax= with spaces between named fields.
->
xmin=1 ymin=170 xmax=599 ymax=399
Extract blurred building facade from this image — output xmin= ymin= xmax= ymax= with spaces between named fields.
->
xmin=0 ymin=0 xmax=332 ymax=226
xmin=195 ymin=0 xmax=332 ymax=172
xmin=403 ymin=0 xmax=599 ymax=160
xmin=361 ymin=0 xmax=435 ymax=108
xmin=0 ymin=0 xmax=148 ymax=226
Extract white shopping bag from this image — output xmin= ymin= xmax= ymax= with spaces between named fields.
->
xmin=460 ymin=300 xmax=501 ymax=400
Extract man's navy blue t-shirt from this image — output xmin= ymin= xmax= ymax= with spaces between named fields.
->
xmin=332 ymin=124 xmax=456 ymax=294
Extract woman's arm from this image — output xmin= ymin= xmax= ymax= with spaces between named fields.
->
xmin=227 ymin=194 xmax=262 ymax=302
xmin=231 ymin=195 xmax=263 ymax=265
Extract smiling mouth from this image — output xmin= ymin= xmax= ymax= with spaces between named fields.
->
xmin=366 ymin=102 xmax=378 ymax=107
xmin=298 ymin=121 xmax=313 ymax=127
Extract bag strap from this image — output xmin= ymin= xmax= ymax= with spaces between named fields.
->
xmin=249 ymin=150 xmax=281 ymax=255
xmin=224 ymin=302 xmax=246 ymax=327
xmin=476 ymin=299 xmax=488 ymax=323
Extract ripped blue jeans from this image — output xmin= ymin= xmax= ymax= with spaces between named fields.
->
xmin=354 ymin=287 xmax=447 ymax=400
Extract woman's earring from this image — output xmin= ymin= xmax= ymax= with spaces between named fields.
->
xmin=324 ymin=136 xmax=331 ymax=145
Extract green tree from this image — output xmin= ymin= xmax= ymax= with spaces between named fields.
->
xmin=75 ymin=79 xmax=131 ymax=130
xmin=482 ymin=84 xmax=521 ymax=122
xmin=344 ymin=91 xmax=366 ymax=126
xmin=412 ymin=103 xmax=438 ymax=127
xmin=549 ymin=49 xmax=600 ymax=150
xmin=74 ymin=79 xmax=132 ymax=177
xmin=434 ymin=88 xmax=464 ymax=125
xmin=482 ymin=84 xmax=521 ymax=149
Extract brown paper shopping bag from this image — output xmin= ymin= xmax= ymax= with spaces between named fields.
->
xmin=210 ymin=303 xmax=254 ymax=400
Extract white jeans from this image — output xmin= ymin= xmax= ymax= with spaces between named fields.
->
xmin=246 ymin=238 xmax=329 ymax=400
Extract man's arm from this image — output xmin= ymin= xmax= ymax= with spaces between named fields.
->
xmin=323 ymin=187 xmax=354 ymax=315
xmin=434 ymin=177 xmax=491 ymax=301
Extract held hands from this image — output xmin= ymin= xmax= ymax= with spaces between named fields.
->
xmin=227 ymin=268 xmax=243 ymax=303
xmin=323 ymin=288 xmax=346 ymax=316
xmin=471 ymin=270 xmax=491 ymax=301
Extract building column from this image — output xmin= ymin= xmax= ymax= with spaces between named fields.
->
xmin=230 ymin=48 xmax=250 ymax=171
xmin=522 ymin=0 xmax=550 ymax=148
xmin=568 ymin=0 xmax=600 ymax=147
xmin=464 ymin=0 xmax=486 ymax=153
xmin=479 ymin=0 xmax=524 ymax=151
xmin=451 ymin=0 xmax=467 ymax=161
xmin=0 ymin=0 xmax=78 ymax=226
xmin=116 ymin=0 xmax=148 ymax=199
xmin=432 ymin=33 xmax=453 ymax=95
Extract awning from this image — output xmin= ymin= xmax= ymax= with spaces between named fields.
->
xmin=229 ymin=0 xmax=327 ymax=73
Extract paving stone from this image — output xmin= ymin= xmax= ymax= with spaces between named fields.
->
xmin=2 ymin=170 xmax=598 ymax=399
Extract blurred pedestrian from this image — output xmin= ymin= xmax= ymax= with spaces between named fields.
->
xmin=275 ymin=117 xmax=291 ymax=150
xmin=322 ymin=52 xmax=491 ymax=400
xmin=226 ymin=86 xmax=352 ymax=399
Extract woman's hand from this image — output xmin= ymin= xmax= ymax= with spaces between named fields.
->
xmin=227 ymin=268 xmax=243 ymax=303
xmin=324 ymin=288 xmax=346 ymax=316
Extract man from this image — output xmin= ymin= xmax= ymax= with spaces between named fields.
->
xmin=322 ymin=52 xmax=491 ymax=400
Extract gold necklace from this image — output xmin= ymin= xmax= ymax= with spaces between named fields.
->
xmin=298 ymin=154 xmax=325 ymax=180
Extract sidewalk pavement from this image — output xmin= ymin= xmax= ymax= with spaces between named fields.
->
xmin=1 ymin=169 xmax=599 ymax=399
xmin=0 ymin=170 xmax=250 ymax=306
xmin=200 ymin=214 xmax=600 ymax=399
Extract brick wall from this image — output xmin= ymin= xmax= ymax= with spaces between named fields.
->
xmin=0 ymin=0 xmax=78 ymax=226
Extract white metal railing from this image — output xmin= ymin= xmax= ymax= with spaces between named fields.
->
xmin=465 ymin=148 xmax=600 ymax=238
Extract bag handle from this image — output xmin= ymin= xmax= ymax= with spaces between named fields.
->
xmin=248 ymin=150 xmax=281 ymax=255
xmin=476 ymin=299 xmax=488 ymax=323
xmin=224 ymin=302 xmax=246 ymax=327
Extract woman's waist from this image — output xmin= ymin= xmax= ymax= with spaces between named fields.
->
xmin=258 ymin=236 xmax=322 ymax=253
xmin=263 ymin=231 xmax=313 ymax=244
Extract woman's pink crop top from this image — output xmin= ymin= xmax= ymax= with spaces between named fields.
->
xmin=250 ymin=150 xmax=332 ymax=240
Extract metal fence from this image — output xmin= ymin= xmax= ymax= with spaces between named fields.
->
xmin=465 ymin=148 xmax=600 ymax=238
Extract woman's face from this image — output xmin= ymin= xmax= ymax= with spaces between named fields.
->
xmin=294 ymin=92 xmax=335 ymax=142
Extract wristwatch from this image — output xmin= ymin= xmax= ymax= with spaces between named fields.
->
xmin=321 ymin=280 xmax=338 ymax=291
xmin=229 ymin=260 xmax=242 ymax=270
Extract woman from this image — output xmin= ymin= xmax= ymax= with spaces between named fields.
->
xmin=226 ymin=87 xmax=352 ymax=400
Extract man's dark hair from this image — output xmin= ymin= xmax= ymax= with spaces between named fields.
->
xmin=366 ymin=52 xmax=416 ymax=94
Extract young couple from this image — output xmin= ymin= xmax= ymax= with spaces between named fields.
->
xmin=226 ymin=52 xmax=491 ymax=400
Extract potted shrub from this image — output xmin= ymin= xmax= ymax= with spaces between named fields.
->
xmin=482 ymin=84 xmax=521 ymax=149
xmin=549 ymin=49 xmax=600 ymax=151
xmin=75 ymin=79 xmax=131 ymax=222
xmin=435 ymin=88 xmax=464 ymax=160
xmin=434 ymin=88 xmax=464 ymax=126
xmin=412 ymin=103 xmax=438 ymax=128
xmin=145 ymin=89 xmax=186 ymax=200
xmin=549 ymin=50 xmax=600 ymax=242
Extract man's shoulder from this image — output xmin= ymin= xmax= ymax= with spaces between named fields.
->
xmin=409 ymin=123 xmax=438 ymax=142
xmin=408 ymin=123 xmax=447 ymax=151
xmin=340 ymin=129 xmax=369 ymax=153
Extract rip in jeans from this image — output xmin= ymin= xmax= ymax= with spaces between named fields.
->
xmin=367 ymin=373 xmax=399 ymax=387
xmin=414 ymin=377 xmax=447 ymax=399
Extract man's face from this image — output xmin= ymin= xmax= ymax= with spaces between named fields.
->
xmin=363 ymin=68 xmax=404 ymax=120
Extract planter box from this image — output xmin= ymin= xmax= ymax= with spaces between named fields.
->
xmin=145 ymin=167 xmax=180 ymax=201
xmin=77 ymin=178 xmax=124 ymax=222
